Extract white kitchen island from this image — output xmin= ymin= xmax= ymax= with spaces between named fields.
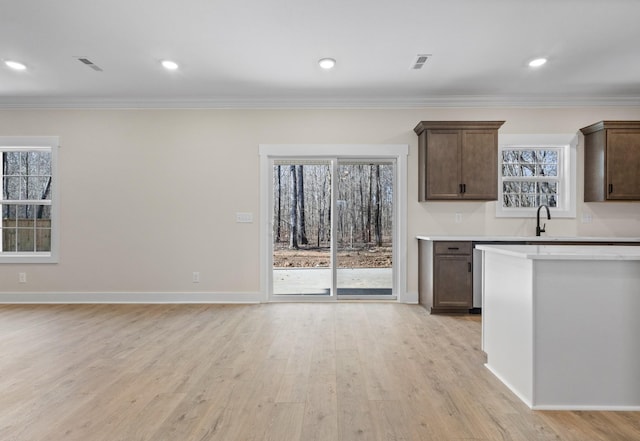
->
xmin=476 ymin=244 xmax=640 ymax=411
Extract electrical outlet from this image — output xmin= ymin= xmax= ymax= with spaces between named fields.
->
xmin=19 ymin=272 xmax=27 ymax=283
xmin=192 ymin=272 xmax=200 ymax=283
xmin=581 ymin=213 xmax=593 ymax=223
xmin=455 ymin=213 xmax=462 ymax=223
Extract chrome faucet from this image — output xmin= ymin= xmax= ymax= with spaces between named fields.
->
xmin=536 ymin=204 xmax=551 ymax=236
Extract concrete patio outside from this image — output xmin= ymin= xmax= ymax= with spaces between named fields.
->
xmin=273 ymin=267 xmax=392 ymax=296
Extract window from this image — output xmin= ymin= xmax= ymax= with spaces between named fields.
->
xmin=501 ymin=148 xmax=560 ymax=208
xmin=496 ymin=134 xmax=576 ymax=218
xmin=1 ymin=137 xmax=58 ymax=263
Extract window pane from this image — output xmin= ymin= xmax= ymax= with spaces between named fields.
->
xmin=2 ymin=229 xmax=16 ymax=251
xmin=537 ymin=150 xmax=558 ymax=163
xmin=521 ymin=165 xmax=535 ymax=177
xmin=3 ymin=176 xmax=23 ymax=199
xmin=520 ymin=195 xmax=537 ymax=207
xmin=18 ymin=205 xmax=35 ymax=252
xmin=36 ymin=230 xmax=51 ymax=252
xmin=539 ymin=194 xmax=558 ymax=207
xmin=538 ymin=164 xmax=558 ymax=176
xmin=503 ymin=194 xmax=519 ymax=207
xmin=539 ymin=182 xmax=558 ymax=195
xmin=26 ymin=176 xmax=51 ymax=200
xmin=519 ymin=151 xmax=536 ymax=163
xmin=36 ymin=206 xmax=52 ymax=252
xmin=502 ymin=151 xmax=520 ymax=163
xmin=502 ymin=164 xmax=521 ymax=176
xmin=503 ymin=181 xmax=520 ymax=193
xmin=17 ymin=228 xmax=34 ymax=252
xmin=2 ymin=205 xmax=15 ymax=251
xmin=3 ymin=151 xmax=24 ymax=175
xmin=0 ymin=204 xmax=50 ymax=252
xmin=521 ymin=181 xmax=537 ymax=193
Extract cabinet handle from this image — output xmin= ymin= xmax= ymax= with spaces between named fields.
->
xmin=468 ymin=262 xmax=472 ymax=272
xmin=459 ymin=184 xmax=464 ymax=194
xmin=448 ymin=247 xmax=459 ymax=250
xmin=609 ymin=184 xmax=613 ymax=194
xmin=462 ymin=184 xmax=466 ymax=193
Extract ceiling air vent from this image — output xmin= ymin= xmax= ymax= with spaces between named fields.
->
xmin=75 ymin=57 xmax=103 ymax=72
xmin=412 ymin=54 xmax=431 ymax=70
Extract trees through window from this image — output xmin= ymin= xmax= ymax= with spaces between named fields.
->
xmin=501 ymin=148 xmax=560 ymax=208
xmin=0 ymin=138 xmax=57 ymax=261
xmin=496 ymin=134 xmax=576 ymax=219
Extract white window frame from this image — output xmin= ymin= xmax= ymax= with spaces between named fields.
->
xmin=0 ymin=136 xmax=59 ymax=263
xmin=496 ymin=134 xmax=577 ymax=218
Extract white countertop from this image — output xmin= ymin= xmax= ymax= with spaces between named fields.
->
xmin=476 ymin=244 xmax=640 ymax=260
xmin=416 ymin=235 xmax=640 ymax=242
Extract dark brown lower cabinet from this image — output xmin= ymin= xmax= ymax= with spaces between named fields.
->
xmin=434 ymin=254 xmax=472 ymax=312
xmin=419 ymin=240 xmax=473 ymax=314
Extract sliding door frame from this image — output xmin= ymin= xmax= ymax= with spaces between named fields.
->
xmin=259 ymin=144 xmax=408 ymax=303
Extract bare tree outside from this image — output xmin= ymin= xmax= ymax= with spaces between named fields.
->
xmin=288 ymin=165 xmax=298 ymax=250
xmin=1 ymin=150 xmax=52 ymax=252
xmin=275 ymin=164 xmax=281 ymax=242
xmin=273 ymin=161 xmax=393 ymax=269
xmin=501 ymin=148 xmax=559 ymax=208
xmin=296 ymin=165 xmax=308 ymax=245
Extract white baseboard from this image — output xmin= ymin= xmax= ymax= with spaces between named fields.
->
xmin=484 ymin=363 xmax=534 ymax=409
xmin=0 ymin=290 xmax=419 ymax=305
xmin=532 ymin=404 xmax=640 ymax=411
xmin=0 ymin=291 xmax=262 ymax=304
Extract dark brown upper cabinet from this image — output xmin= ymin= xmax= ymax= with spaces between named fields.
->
xmin=414 ymin=121 xmax=505 ymax=201
xmin=580 ymin=121 xmax=640 ymax=202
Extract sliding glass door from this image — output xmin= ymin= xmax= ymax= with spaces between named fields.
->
xmin=270 ymin=158 xmax=395 ymax=300
xmin=272 ymin=160 xmax=332 ymax=296
xmin=335 ymin=161 xmax=393 ymax=299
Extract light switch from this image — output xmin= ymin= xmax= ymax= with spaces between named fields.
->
xmin=236 ymin=212 xmax=253 ymax=223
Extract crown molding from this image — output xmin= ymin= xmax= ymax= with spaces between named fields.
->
xmin=0 ymin=95 xmax=639 ymax=109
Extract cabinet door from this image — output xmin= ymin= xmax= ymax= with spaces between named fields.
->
xmin=461 ymin=130 xmax=498 ymax=200
xmin=433 ymin=255 xmax=472 ymax=310
xmin=425 ymin=130 xmax=461 ymax=199
xmin=607 ymin=130 xmax=640 ymax=200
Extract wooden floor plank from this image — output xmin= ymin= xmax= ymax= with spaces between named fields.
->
xmin=0 ymin=303 xmax=638 ymax=441
xmin=299 ymin=382 xmax=339 ymax=441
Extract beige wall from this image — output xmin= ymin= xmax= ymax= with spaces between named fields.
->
xmin=1 ymin=107 xmax=639 ymax=298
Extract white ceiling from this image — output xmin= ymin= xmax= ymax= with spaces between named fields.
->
xmin=1 ymin=0 xmax=639 ymax=108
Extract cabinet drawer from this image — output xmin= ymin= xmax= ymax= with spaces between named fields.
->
xmin=434 ymin=241 xmax=472 ymax=255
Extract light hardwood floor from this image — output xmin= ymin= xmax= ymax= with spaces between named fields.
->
xmin=0 ymin=303 xmax=638 ymax=441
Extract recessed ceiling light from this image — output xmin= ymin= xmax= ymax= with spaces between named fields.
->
xmin=318 ymin=58 xmax=336 ymax=70
xmin=5 ymin=60 xmax=27 ymax=70
xmin=528 ymin=58 xmax=547 ymax=68
xmin=161 ymin=60 xmax=179 ymax=70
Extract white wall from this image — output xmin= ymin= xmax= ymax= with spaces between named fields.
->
xmin=1 ymin=107 xmax=639 ymax=300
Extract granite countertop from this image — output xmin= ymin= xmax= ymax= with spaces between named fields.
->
xmin=416 ymin=235 xmax=640 ymax=242
xmin=475 ymin=244 xmax=640 ymax=260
